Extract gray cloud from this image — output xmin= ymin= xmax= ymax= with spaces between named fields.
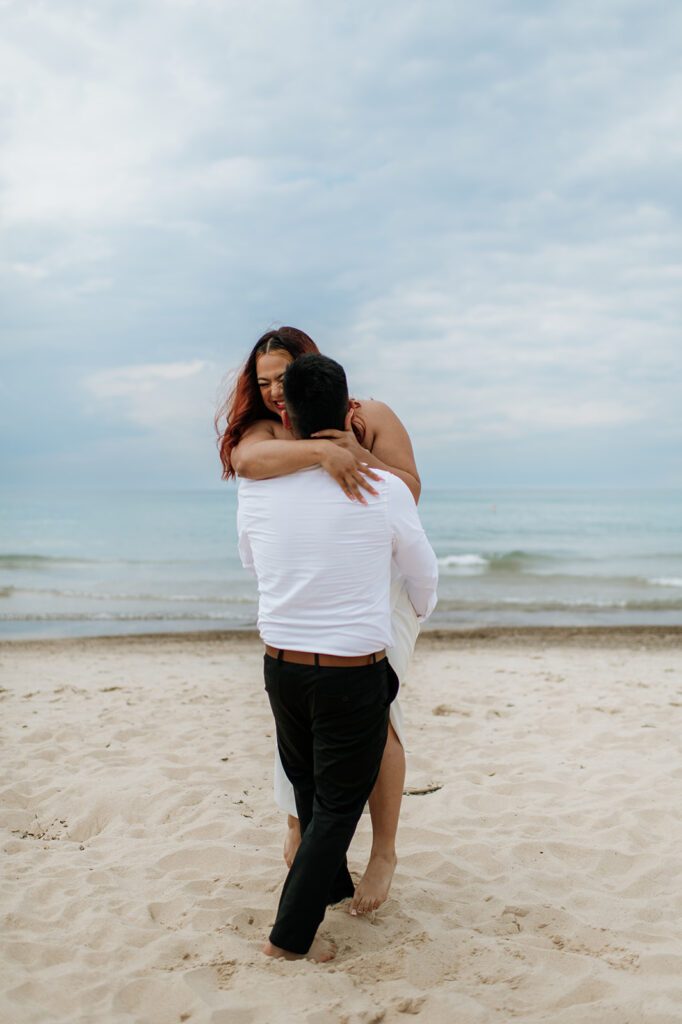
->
xmin=1 ymin=0 xmax=680 ymax=488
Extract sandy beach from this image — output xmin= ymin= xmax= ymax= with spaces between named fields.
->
xmin=2 ymin=627 xmax=681 ymax=1023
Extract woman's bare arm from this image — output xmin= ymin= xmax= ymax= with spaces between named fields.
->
xmin=362 ymin=401 xmax=421 ymax=502
xmin=230 ymin=420 xmax=380 ymax=502
xmin=313 ymin=400 xmax=421 ymax=503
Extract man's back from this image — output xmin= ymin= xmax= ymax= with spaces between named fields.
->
xmin=238 ymin=467 xmax=436 ymax=656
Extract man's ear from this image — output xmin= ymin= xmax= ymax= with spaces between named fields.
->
xmin=343 ymin=407 xmax=354 ymax=432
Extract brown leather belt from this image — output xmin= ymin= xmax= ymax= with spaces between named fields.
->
xmin=265 ymin=645 xmax=386 ymax=667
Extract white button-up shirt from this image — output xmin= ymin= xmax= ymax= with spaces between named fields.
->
xmin=237 ymin=467 xmax=438 ymax=656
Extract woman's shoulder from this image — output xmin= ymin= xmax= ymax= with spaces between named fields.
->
xmin=353 ymin=398 xmax=402 ymax=430
xmin=352 ymin=398 xmax=396 ymax=419
xmin=352 ymin=399 xmax=408 ymax=452
xmin=239 ymin=417 xmax=292 ymax=443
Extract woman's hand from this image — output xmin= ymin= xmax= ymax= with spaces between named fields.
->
xmin=316 ymin=440 xmax=381 ymax=503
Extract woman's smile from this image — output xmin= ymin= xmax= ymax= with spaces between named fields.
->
xmin=256 ymin=351 xmax=294 ymax=419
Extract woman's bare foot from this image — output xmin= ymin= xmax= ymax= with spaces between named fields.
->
xmin=262 ymin=935 xmax=336 ymax=963
xmin=284 ymin=814 xmax=301 ymax=868
xmin=350 ymin=850 xmax=397 ymax=915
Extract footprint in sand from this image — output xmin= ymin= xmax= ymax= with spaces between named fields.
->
xmin=227 ymin=908 xmax=273 ymax=935
xmin=147 ymin=898 xmax=187 ymax=928
xmin=392 ymin=994 xmax=427 ymax=1014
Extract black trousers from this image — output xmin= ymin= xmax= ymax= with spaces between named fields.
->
xmin=264 ymin=653 xmax=398 ymax=954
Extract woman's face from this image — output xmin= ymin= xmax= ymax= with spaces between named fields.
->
xmin=256 ymin=350 xmax=294 ymax=419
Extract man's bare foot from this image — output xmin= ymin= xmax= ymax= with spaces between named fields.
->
xmin=262 ymin=935 xmax=336 ymax=963
xmin=350 ymin=851 xmax=397 ymax=916
xmin=283 ymin=814 xmax=301 ymax=868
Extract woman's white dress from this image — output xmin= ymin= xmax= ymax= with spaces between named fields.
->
xmin=273 ymin=562 xmax=419 ymax=815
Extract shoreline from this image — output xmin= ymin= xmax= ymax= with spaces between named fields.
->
xmin=1 ymin=622 xmax=681 ymax=653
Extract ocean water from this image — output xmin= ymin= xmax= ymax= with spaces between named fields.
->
xmin=1 ymin=487 xmax=681 ymax=639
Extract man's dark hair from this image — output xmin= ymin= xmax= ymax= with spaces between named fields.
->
xmin=283 ymin=353 xmax=349 ymax=439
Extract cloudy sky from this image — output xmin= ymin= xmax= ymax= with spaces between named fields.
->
xmin=1 ymin=0 xmax=680 ymax=490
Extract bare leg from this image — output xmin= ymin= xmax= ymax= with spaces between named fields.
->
xmin=263 ymin=934 xmax=336 ymax=963
xmin=350 ymin=722 xmax=404 ymax=915
xmin=284 ymin=814 xmax=301 ymax=868
xmin=281 ymin=726 xmax=404 ymax=911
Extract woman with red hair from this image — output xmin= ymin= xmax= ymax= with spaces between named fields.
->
xmin=216 ymin=326 xmax=422 ymax=916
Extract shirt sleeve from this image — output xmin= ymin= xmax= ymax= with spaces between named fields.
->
xmin=387 ymin=476 xmax=439 ymax=622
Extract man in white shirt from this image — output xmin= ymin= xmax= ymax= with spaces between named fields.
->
xmin=238 ymin=353 xmax=437 ymax=962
